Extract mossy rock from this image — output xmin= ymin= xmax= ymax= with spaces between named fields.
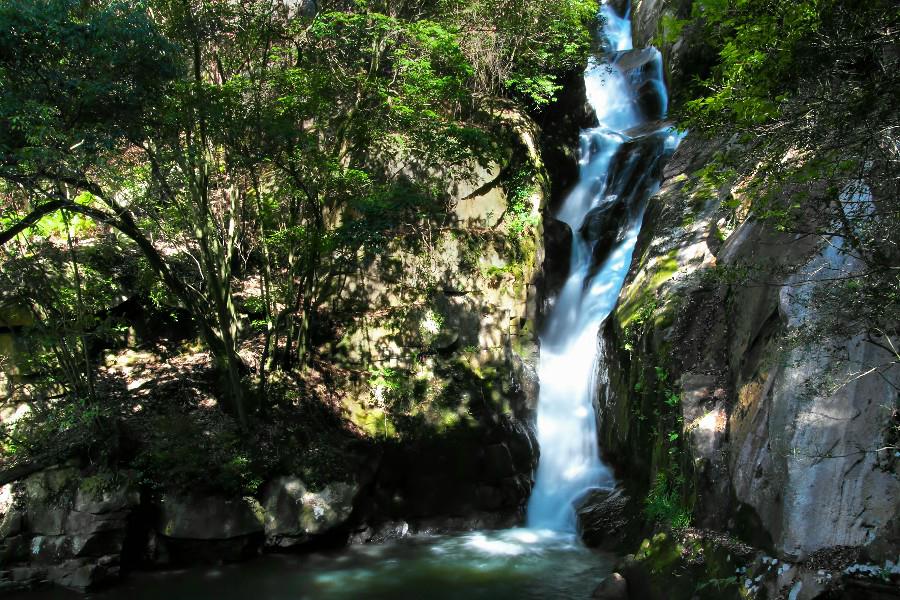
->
xmin=621 ymin=530 xmax=751 ymax=600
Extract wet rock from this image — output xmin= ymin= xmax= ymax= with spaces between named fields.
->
xmin=510 ymin=352 xmax=540 ymax=415
xmin=576 ymin=488 xmax=634 ymax=550
xmin=482 ymin=444 xmax=516 ymax=481
xmin=580 ymin=200 xmax=629 ymax=275
xmin=261 ymin=477 xmax=358 ymax=548
xmin=499 ymin=475 xmax=532 ymax=507
xmin=542 ymin=217 xmax=573 ymax=300
xmin=607 ymin=131 xmax=669 ymax=199
xmin=635 ymin=80 xmax=667 ymax=121
xmin=592 ymin=572 xmax=629 ymax=599
xmin=613 ymin=48 xmax=661 ymax=79
xmin=611 ymin=48 xmax=668 ymax=120
xmin=580 ymin=199 xmax=628 ymax=243
xmin=630 ymin=1 xmax=719 ymax=101
xmin=606 ymin=0 xmax=629 ymax=18
xmin=536 ymin=69 xmax=598 ymax=213
xmin=364 ymin=520 xmax=410 ymax=544
xmin=142 ymin=529 xmax=170 ymax=565
xmin=0 ymin=534 xmax=27 ymax=563
xmin=158 ymin=494 xmax=264 ymax=541
xmin=0 ymin=566 xmax=47 ymax=591
xmin=47 ymin=556 xmax=119 ymax=591
xmin=475 ymin=485 xmax=504 ymax=511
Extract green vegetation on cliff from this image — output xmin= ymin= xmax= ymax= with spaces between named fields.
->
xmin=682 ymin=0 xmax=899 ymax=350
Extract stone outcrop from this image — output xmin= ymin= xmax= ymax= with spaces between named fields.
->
xmin=572 ymin=5 xmax=900 ymax=596
xmin=630 ymin=0 xmax=718 ymax=104
xmin=0 ymin=466 xmax=139 ymax=592
xmin=582 ymin=5 xmax=900 ymax=576
xmin=576 ymin=487 xmax=637 ymax=551
xmin=261 ymin=477 xmax=357 ymax=548
xmin=353 ymin=416 xmax=538 ymax=536
xmin=594 ymin=114 xmax=900 ymax=576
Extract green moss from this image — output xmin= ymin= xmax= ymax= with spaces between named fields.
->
xmin=650 ymin=251 xmax=680 ymax=288
xmin=635 ymin=533 xmax=685 ymax=573
xmin=631 ymin=531 xmax=746 ymax=599
xmin=78 ymin=471 xmax=128 ymax=499
xmin=618 ymin=250 xmax=680 ymax=328
xmin=622 ymin=297 xmax=657 ymax=353
xmin=510 ymin=318 xmax=535 ymax=358
xmin=349 ymin=355 xmax=519 ymax=441
xmin=353 ymin=407 xmax=397 ymax=438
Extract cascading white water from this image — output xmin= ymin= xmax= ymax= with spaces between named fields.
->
xmin=526 ymin=2 xmax=682 ymax=531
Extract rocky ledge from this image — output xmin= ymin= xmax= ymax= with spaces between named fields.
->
xmin=0 ymin=418 xmax=536 ymax=593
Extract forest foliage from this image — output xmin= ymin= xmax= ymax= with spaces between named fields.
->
xmin=0 ymin=0 xmax=598 ymax=482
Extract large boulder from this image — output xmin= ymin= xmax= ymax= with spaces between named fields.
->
xmin=635 ymin=79 xmax=667 ymax=121
xmin=614 ymin=47 xmax=662 ymax=80
xmin=482 ymin=444 xmax=517 ymax=481
xmin=152 ymin=494 xmax=264 ymax=564
xmin=260 ymin=477 xmax=359 ymax=548
xmin=0 ymin=468 xmax=140 ymax=591
xmin=576 ymin=487 xmax=635 ymax=550
xmin=613 ymin=48 xmax=668 ymax=120
xmin=580 ymin=199 xmax=629 ymax=277
xmin=158 ymin=494 xmax=264 ymax=541
xmin=592 ymin=572 xmax=629 ymax=599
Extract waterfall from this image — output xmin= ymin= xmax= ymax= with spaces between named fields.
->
xmin=526 ymin=1 xmax=682 ymax=531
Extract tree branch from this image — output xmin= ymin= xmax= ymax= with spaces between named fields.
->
xmin=0 ymin=200 xmax=68 ymax=246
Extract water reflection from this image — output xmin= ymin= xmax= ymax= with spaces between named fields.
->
xmin=9 ymin=530 xmax=613 ymax=600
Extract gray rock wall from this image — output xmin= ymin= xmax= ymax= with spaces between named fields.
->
xmin=0 ymin=467 xmax=139 ymax=591
xmin=596 ymin=126 xmax=900 ymax=564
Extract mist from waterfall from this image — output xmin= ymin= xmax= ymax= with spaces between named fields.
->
xmin=526 ymin=1 xmax=681 ymax=531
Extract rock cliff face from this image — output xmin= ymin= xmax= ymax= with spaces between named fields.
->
xmin=598 ymin=131 xmax=900 ymax=552
xmin=590 ymin=1 xmax=900 ymax=593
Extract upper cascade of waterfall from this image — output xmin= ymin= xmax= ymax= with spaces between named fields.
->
xmin=600 ymin=1 xmax=633 ymax=52
xmin=526 ymin=1 xmax=681 ymax=532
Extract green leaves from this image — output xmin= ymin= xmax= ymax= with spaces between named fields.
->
xmin=0 ymin=0 xmax=179 ymax=169
xmin=644 ymin=471 xmax=691 ymax=528
xmin=685 ymin=0 xmax=822 ymax=128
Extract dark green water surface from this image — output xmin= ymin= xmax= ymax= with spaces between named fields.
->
xmin=11 ymin=529 xmax=614 ymax=599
